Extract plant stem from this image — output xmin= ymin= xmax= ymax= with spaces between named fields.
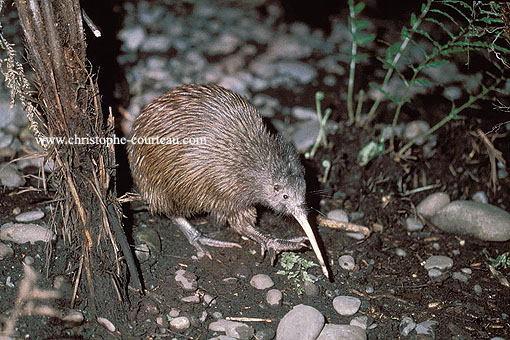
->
xmin=366 ymin=0 xmax=432 ymax=123
xmin=347 ymin=0 xmax=357 ymax=123
xmin=397 ymin=76 xmax=503 ymax=156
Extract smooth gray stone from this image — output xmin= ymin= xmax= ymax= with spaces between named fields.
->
xmin=316 ymin=324 xmax=366 ymax=340
xmin=429 ymin=200 xmax=510 ymax=241
xmin=417 ymin=192 xmax=450 ymax=219
xmin=276 ymin=304 xmax=324 ymax=340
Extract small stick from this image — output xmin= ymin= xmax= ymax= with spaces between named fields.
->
xmin=317 ymin=215 xmax=371 ymax=236
xmin=82 ymin=9 xmax=101 ymax=37
xmin=226 ymin=317 xmax=273 ymax=323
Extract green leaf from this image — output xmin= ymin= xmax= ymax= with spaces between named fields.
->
xmin=356 ymin=33 xmax=375 ymax=46
xmin=415 ymin=77 xmax=434 ymax=87
xmin=354 ymin=2 xmax=365 ymax=15
xmin=424 ymin=17 xmax=454 ymax=39
xmin=423 ymin=59 xmax=449 ymax=68
xmin=355 ymin=20 xmax=370 ymax=30
xmin=410 ymin=12 xmax=417 ymax=26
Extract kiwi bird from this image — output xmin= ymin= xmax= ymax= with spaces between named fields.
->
xmin=128 ymin=84 xmax=329 ymax=278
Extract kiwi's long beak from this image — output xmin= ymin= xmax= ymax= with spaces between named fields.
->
xmin=293 ymin=211 xmax=330 ymax=279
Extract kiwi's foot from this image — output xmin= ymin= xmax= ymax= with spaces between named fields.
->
xmin=172 ymin=217 xmax=241 ymax=259
xmin=261 ymin=236 xmax=309 ymax=265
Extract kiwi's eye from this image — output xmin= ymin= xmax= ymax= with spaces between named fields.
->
xmin=283 ymin=194 xmax=289 ymax=200
xmin=274 ymin=184 xmax=280 ymax=192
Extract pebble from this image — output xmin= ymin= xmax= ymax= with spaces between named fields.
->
xmin=415 ymin=319 xmax=438 ymax=337
xmin=276 ymin=304 xmax=324 ymax=340
xmin=472 ymin=191 xmax=488 ymax=204
xmin=461 ymin=267 xmax=472 ymax=275
xmin=404 ymin=217 xmax=424 ymax=232
xmin=338 ymin=255 xmax=355 ymax=270
xmin=303 ymin=281 xmax=319 ymax=297
xmin=170 ymin=316 xmax=191 ymax=331
xmin=208 ymin=336 xmax=236 ymax=340
xmin=266 ymin=35 xmax=313 ymax=60
xmin=15 ymin=210 xmax=45 ymax=222
xmin=203 ymin=294 xmax=216 ymax=305
xmin=174 ymin=269 xmax=198 ymax=291
xmin=473 ymin=284 xmax=482 ymax=295
xmin=365 ymin=286 xmax=374 ymax=294
xmin=428 ymin=268 xmax=444 ymax=279
xmin=399 ymin=316 xmax=416 ymax=336
xmin=255 ymin=327 xmax=276 ymax=340
xmin=395 ymin=248 xmax=407 ymax=257
xmin=316 ymin=324 xmax=367 ymax=340
xmin=403 ymin=120 xmax=430 ymax=145
xmin=275 ymin=61 xmax=317 ymax=84
xmin=452 ymin=272 xmax=468 ymax=283
xmin=119 ymin=26 xmax=146 ymax=52
xmin=141 ymin=35 xmax=172 ymax=53
xmin=416 ymin=192 xmax=451 ymax=219
xmin=208 ymin=33 xmax=240 ymax=55
xmin=0 ymin=163 xmax=25 ymax=188
xmin=345 ymin=232 xmax=366 ymax=240
xmin=0 ymin=222 xmax=54 ymax=244
xmin=250 ymin=274 xmax=274 ymax=290
xmin=424 ymin=255 xmax=454 ymax=271
xmin=209 ymin=319 xmax=254 ymax=340
xmin=327 ymin=209 xmax=349 ymax=223
xmin=429 ymin=200 xmax=510 ymax=241
xmin=0 ymin=242 xmax=14 ymax=259
xmin=62 ymin=310 xmax=85 ymax=324
xmin=332 ymin=296 xmax=362 ymax=316
xmin=292 ymin=106 xmax=318 ymax=121
xmin=350 ymin=315 xmax=369 ymax=330
xmin=292 ymin=120 xmax=320 ymax=152
xmin=97 ymin=317 xmax=116 ymax=332
xmin=181 ymin=295 xmax=200 ymax=304
xmin=252 ymin=94 xmax=280 ymax=118
xmin=266 ymin=289 xmax=282 ymax=306
xmin=0 ymin=132 xmax=13 ymax=148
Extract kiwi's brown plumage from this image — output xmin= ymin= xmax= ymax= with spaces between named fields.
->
xmin=128 ymin=84 xmax=305 ymax=226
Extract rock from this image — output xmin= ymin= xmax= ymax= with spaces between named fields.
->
xmin=204 ymin=294 xmax=216 ymax=305
xmin=266 ymin=35 xmax=312 ymax=60
xmin=395 ymin=248 xmax=407 ymax=257
xmin=181 ymin=295 xmax=200 ymax=304
xmin=399 ymin=316 xmax=416 ymax=336
xmin=209 ymin=319 xmax=254 ymax=340
xmin=303 ymin=281 xmax=319 ymax=297
xmin=276 ymin=304 xmax=324 ymax=340
xmin=208 ymin=33 xmax=240 ymax=55
xmin=275 ymin=61 xmax=317 ymax=84
xmin=316 ymin=324 xmax=367 ymax=340
xmin=0 ymin=163 xmax=25 ymax=188
xmin=292 ymin=106 xmax=318 ymax=121
xmin=0 ymin=223 xmax=54 ymax=244
xmin=141 ymin=35 xmax=172 ymax=52
xmin=292 ymin=120 xmax=319 ymax=152
xmin=255 ymin=327 xmax=276 ymax=340
xmin=338 ymin=255 xmax=355 ymax=271
xmin=429 ymin=200 xmax=510 ymax=241
xmin=427 ymin=268 xmax=443 ymax=279
xmin=15 ymin=210 xmax=45 ymax=222
xmin=332 ymin=296 xmax=361 ymax=316
xmin=250 ymin=274 xmax=274 ymax=290
xmin=452 ymin=272 xmax=468 ymax=283
xmin=417 ymin=192 xmax=450 ymax=219
xmin=350 ymin=315 xmax=369 ymax=330
xmin=0 ymin=131 xmax=13 ymax=148
xmin=404 ymin=217 xmax=424 ymax=232
xmin=471 ymin=191 xmax=488 ymax=204
xmin=62 ymin=310 xmax=84 ymax=325
xmin=415 ymin=319 xmax=438 ymax=336
xmin=174 ymin=269 xmax=198 ymax=291
xmin=0 ymin=242 xmax=14 ymax=259
xmin=327 ymin=209 xmax=349 ymax=223
xmin=424 ymin=255 xmax=453 ymax=271
xmin=119 ymin=26 xmax=146 ymax=52
xmin=170 ymin=316 xmax=191 ymax=331
xmin=403 ymin=120 xmax=430 ymax=145
xmin=97 ymin=317 xmax=116 ymax=332
xmin=266 ymin=289 xmax=283 ymax=306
